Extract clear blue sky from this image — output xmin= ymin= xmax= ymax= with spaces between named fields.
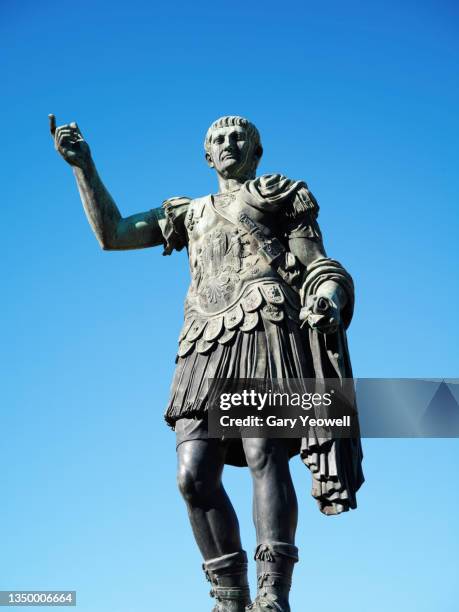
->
xmin=1 ymin=1 xmax=458 ymax=610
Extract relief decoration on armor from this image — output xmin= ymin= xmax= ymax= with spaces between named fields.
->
xmin=190 ymin=226 xmax=261 ymax=308
xmin=177 ymin=281 xmax=300 ymax=358
xmin=177 ymin=195 xmax=302 ymax=358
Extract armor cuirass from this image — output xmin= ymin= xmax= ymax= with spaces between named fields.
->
xmin=177 ymin=193 xmax=301 ymax=357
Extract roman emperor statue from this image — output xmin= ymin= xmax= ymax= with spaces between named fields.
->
xmin=50 ymin=113 xmax=363 ymax=612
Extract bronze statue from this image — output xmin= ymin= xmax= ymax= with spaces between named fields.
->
xmin=50 ymin=113 xmax=363 ymax=612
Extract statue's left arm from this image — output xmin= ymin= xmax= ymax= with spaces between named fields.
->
xmin=283 ymin=186 xmax=353 ymax=333
xmin=283 ymin=184 xmax=362 ymax=516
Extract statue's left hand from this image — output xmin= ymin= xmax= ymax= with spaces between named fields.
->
xmin=299 ymin=295 xmax=340 ymax=334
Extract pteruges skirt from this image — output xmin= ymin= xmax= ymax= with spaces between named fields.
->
xmin=165 ymin=314 xmax=315 ymax=466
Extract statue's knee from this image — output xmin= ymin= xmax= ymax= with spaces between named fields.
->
xmin=177 ymin=463 xmax=215 ymax=506
xmin=244 ymin=441 xmax=271 ymax=474
xmin=177 ymin=464 xmax=197 ymax=503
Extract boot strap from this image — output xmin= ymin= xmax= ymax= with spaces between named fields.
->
xmin=210 ymin=586 xmax=251 ymax=601
xmin=205 ymin=568 xmax=248 ymax=584
xmin=257 ymin=571 xmax=292 ymax=588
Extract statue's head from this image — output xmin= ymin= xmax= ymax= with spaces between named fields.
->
xmin=204 ymin=116 xmax=263 ymax=181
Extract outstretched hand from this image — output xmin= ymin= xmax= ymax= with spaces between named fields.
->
xmin=49 ymin=114 xmax=91 ymax=169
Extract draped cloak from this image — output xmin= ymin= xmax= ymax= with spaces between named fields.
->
xmin=159 ymin=174 xmax=364 ymax=515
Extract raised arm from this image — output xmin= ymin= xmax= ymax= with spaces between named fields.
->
xmin=49 ymin=114 xmax=165 ymax=250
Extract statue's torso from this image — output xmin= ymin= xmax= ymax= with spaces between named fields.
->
xmin=178 ymin=192 xmax=300 ymax=357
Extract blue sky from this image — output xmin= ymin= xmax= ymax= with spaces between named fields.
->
xmin=1 ymin=1 xmax=458 ymax=610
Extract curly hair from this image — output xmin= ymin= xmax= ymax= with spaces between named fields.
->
xmin=204 ymin=115 xmax=261 ymax=156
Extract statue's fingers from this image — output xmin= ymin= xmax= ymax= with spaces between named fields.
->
xmin=54 ymin=125 xmax=70 ymax=138
xmin=57 ymin=133 xmax=79 ymax=150
xmin=56 ymin=129 xmax=72 ymax=146
xmin=318 ymin=316 xmax=339 ymax=334
xmin=58 ymin=136 xmax=78 ymax=148
xmin=48 ymin=114 xmax=56 ymax=135
xmin=308 ymin=313 xmax=327 ymax=329
xmin=69 ymin=121 xmax=81 ymax=133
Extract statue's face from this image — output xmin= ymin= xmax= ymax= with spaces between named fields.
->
xmin=207 ymin=125 xmax=258 ymax=179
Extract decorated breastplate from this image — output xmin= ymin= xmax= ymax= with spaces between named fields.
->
xmin=177 ymin=193 xmax=301 ymax=357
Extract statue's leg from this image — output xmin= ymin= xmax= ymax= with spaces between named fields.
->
xmin=242 ymin=438 xmax=299 ymax=612
xmin=177 ymin=438 xmax=251 ymax=610
xmin=242 ymin=437 xmax=297 ymax=544
xmin=177 ymin=438 xmax=240 ymax=557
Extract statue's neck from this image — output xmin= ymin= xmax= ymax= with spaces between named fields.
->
xmin=216 ymin=173 xmax=255 ymax=194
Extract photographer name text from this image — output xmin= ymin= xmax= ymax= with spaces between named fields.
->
xmin=219 ymin=415 xmax=351 ymax=428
